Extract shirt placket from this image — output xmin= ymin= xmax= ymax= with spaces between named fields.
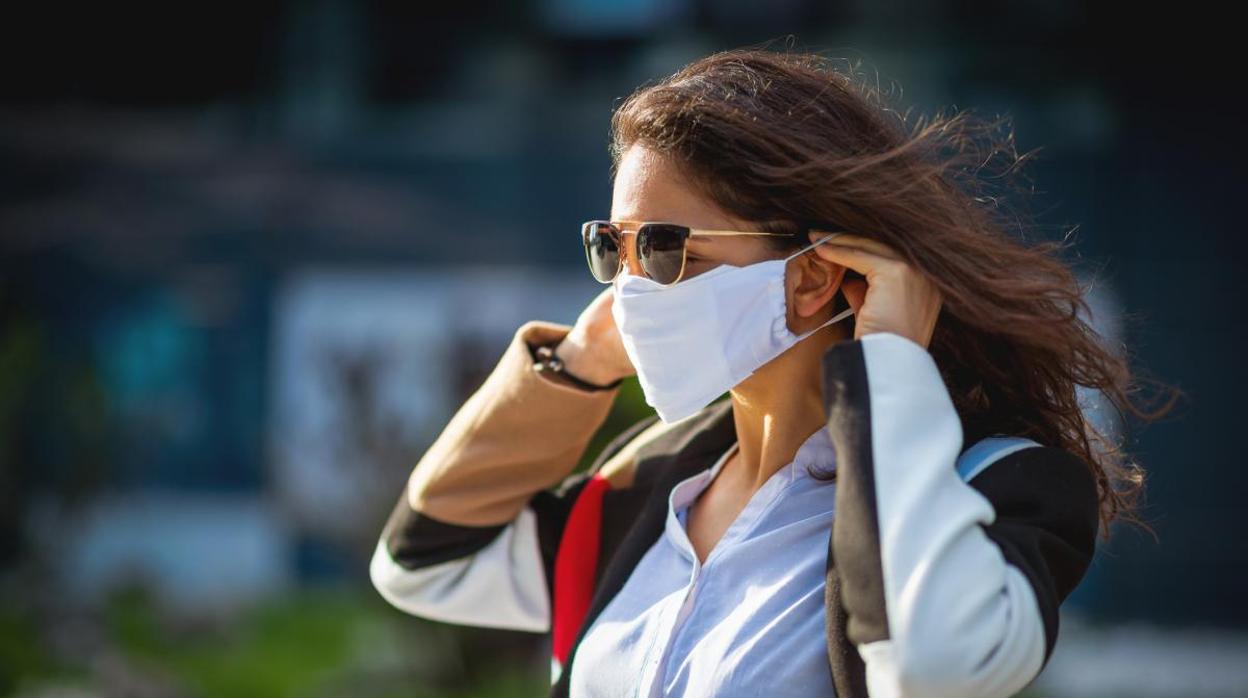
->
xmin=632 ymin=469 xmax=714 ymax=698
xmin=642 ymin=463 xmax=788 ymax=697
xmin=638 ymin=531 xmax=704 ymax=698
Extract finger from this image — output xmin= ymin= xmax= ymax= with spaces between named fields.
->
xmin=808 ymin=231 xmax=901 ymax=261
xmin=841 ymin=278 xmax=868 ymax=316
xmin=805 ymin=240 xmax=896 ymax=277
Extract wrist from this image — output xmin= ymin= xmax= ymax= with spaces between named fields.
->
xmin=553 ymin=337 xmax=623 ymax=387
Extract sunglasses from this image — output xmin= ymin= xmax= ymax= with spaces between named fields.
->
xmin=581 ymin=219 xmax=850 ymax=286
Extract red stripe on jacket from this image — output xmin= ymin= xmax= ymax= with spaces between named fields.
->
xmin=552 ymin=473 xmax=611 ymax=664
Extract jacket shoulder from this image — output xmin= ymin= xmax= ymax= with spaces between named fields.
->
xmin=588 ymin=398 xmax=738 ymax=490
xmin=965 ymin=441 xmax=1101 ymax=665
xmin=592 ymin=413 xmax=674 ymax=489
xmin=966 ymin=442 xmax=1100 ymax=543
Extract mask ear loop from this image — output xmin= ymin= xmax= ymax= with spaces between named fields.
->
xmin=794 ymin=305 xmax=854 ymax=341
xmin=784 ymin=232 xmax=842 ymax=262
xmin=785 ymin=233 xmax=855 ymax=340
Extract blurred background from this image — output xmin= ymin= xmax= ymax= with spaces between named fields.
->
xmin=1 ymin=1 xmax=1243 ymax=697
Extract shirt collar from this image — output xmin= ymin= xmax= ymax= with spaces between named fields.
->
xmin=734 ymin=425 xmax=837 ymax=486
xmin=792 ymin=425 xmax=837 ymax=479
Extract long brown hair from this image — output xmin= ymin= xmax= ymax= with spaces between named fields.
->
xmin=608 ymin=45 xmax=1177 ymax=543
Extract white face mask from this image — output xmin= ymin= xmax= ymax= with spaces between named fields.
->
xmin=611 ymin=234 xmax=854 ymax=424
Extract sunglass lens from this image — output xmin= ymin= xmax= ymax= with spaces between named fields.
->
xmin=584 ymin=222 xmax=621 ymax=282
xmin=637 ymin=224 xmax=688 ymax=285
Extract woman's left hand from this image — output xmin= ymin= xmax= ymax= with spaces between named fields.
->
xmin=808 ymin=232 xmax=943 ymax=349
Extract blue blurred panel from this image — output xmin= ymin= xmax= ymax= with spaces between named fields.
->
xmin=56 ymin=491 xmax=292 ymax=610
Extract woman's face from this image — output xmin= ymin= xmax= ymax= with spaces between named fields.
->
xmin=609 ymin=145 xmax=785 ymax=281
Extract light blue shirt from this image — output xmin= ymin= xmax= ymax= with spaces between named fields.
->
xmin=568 ymin=426 xmax=839 ymax=697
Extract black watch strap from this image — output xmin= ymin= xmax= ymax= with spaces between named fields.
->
xmin=529 ymin=341 xmax=624 ymax=392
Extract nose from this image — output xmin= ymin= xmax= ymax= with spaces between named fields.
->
xmin=620 ymin=230 xmax=645 ymax=277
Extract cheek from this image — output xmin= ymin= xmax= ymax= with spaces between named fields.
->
xmin=683 ymin=256 xmax=745 ymax=280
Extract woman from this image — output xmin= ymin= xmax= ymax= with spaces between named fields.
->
xmin=370 ymin=48 xmax=1168 ymax=697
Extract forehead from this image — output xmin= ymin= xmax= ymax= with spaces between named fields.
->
xmin=610 ymin=145 xmax=722 ymax=226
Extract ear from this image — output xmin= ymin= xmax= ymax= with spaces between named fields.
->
xmin=788 ymin=252 xmax=847 ymax=321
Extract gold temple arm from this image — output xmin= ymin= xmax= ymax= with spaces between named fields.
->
xmin=608 ymin=220 xmax=850 ymax=239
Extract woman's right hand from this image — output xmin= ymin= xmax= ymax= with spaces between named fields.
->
xmin=554 ymin=286 xmax=636 ymax=386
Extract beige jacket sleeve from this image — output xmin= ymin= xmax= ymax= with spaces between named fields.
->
xmin=405 ymin=319 xmax=621 ymax=527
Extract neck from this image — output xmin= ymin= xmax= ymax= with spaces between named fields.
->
xmin=726 ymin=324 xmax=845 ymax=491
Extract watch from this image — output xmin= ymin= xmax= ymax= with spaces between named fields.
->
xmin=529 ymin=340 xmax=624 ymax=392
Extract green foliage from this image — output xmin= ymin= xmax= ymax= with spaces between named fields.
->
xmin=3 ymin=585 xmax=547 ymax=698
xmin=106 ymin=586 xmax=370 ymax=697
xmin=0 ymin=605 xmax=64 ymax=695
